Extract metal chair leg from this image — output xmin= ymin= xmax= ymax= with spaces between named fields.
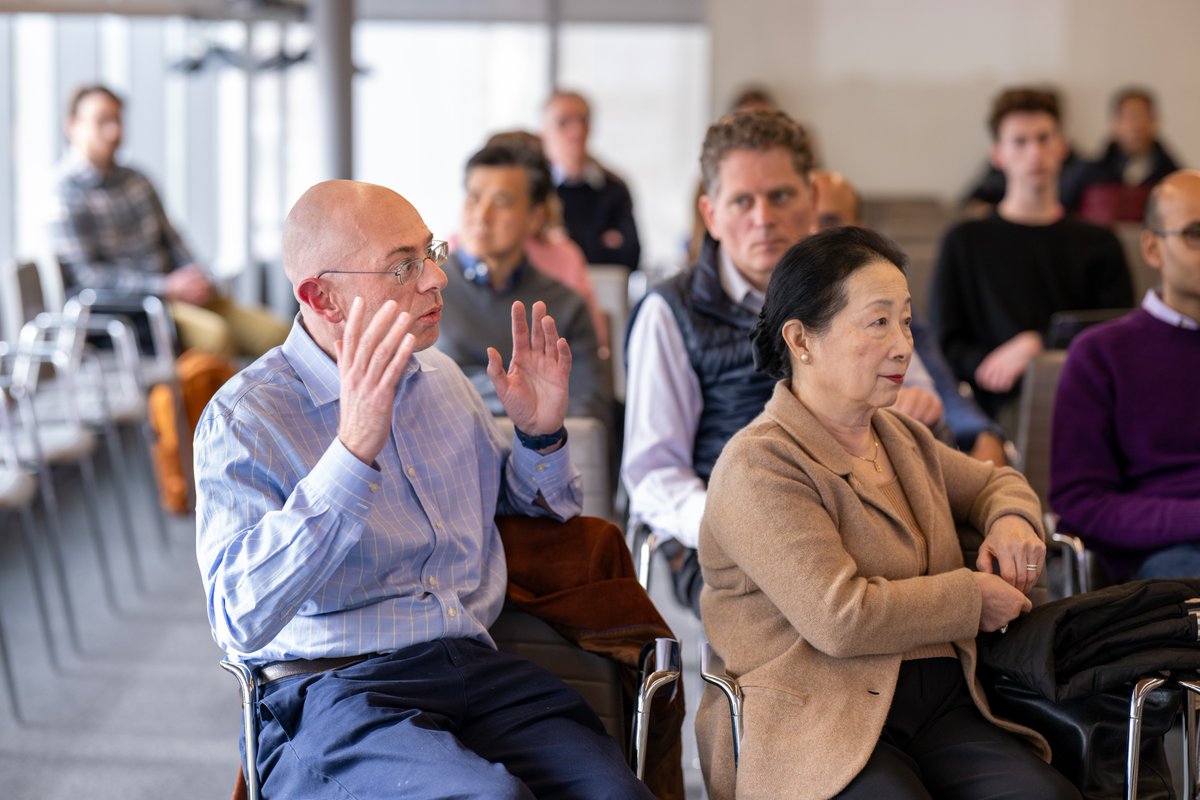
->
xmin=1050 ymin=531 xmax=1088 ymax=596
xmin=220 ymin=659 xmax=261 ymax=800
xmin=1177 ymin=678 xmax=1200 ymax=800
xmin=1128 ymin=675 xmax=1168 ymax=800
xmin=134 ymin=422 xmax=173 ymax=550
xmin=631 ymin=524 xmax=658 ymax=592
xmin=99 ymin=420 xmax=149 ymax=593
xmin=631 ymin=637 xmax=681 ymax=781
xmin=0 ymin=614 xmax=22 ymax=725
xmin=17 ymin=503 xmax=62 ymax=670
xmin=33 ymin=463 xmax=87 ymax=653
xmin=76 ymin=454 xmax=127 ymax=615
xmin=700 ymin=640 xmax=744 ymax=770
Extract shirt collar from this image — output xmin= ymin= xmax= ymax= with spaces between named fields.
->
xmin=282 ymin=315 xmax=436 ymax=407
xmin=456 ymin=249 xmax=528 ymax=293
xmin=551 ymin=159 xmax=606 ymax=190
xmin=62 ymin=150 xmax=110 ymax=188
xmin=716 ymin=245 xmax=765 ymax=314
xmin=1142 ymin=289 xmax=1200 ymax=330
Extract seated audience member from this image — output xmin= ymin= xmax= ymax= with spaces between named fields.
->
xmin=195 ymin=179 xmax=652 ymax=799
xmin=542 ymin=90 xmax=641 ymax=270
xmin=49 ymin=84 xmax=289 ymax=359
xmin=813 ymin=170 xmax=1007 ymax=463
xmin=959 ymin=87 xmax=1081 ymax=218
xmin=1050 ymin=170 xmax=1200 ymax=582
xmin=485 ymin=129 xmax=611 ymax=358
xmin=697 ymin=226 xmax=1077 ymax=800
xmin=623 ymin=112 xmax=946 ymax=617
xmin=686 ymin=85 xmax=795 ymax=265
xmin=1063 ymin=87 xmax=1180 ymax=223
xmin=438 ymin=143 xmax=610 ymax=423
xmin=931 ymin=87 xmax=1133 ymax=433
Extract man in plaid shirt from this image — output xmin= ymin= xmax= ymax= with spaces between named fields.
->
xmin=49 ymin=84 xmax=288 ymax=358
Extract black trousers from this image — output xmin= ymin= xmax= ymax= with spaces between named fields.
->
xmin=835 ymin=658 xmax=1081 ymax=800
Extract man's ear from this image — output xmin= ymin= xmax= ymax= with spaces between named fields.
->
xmin=806 ymin=176 xmax=821 ymax=235
xmin=296 ymin=277 xmax=343 ymax=323
xmin=988 ymin=142 xmax=1004 ymax=172
xmin=699 ymin=192 xmax=718 ymax=240
xmin=1141 ymin=228 xmax=1164 ymax=272
xmin=528 ymin=202 xmax=549 ymax=239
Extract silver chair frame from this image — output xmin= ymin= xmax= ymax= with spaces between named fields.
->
xmin=631 ymin=636 xmax=682 ymax=781
xmin=699 ymin=640 xmax=743 ymax=769
xmin=1127 ymin=675 xmax=1200 ymax=800
xmin=219 ymin=659 xmax=261 ymax=800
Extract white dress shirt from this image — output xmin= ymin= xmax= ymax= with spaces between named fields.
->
xmin=622 ymin=246 xmax=936 ymax=549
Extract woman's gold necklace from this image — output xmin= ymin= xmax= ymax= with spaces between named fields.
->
xmin=852 ymin=438 xmax=883 ymax=473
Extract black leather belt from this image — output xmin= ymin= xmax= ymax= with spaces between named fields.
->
xmin=256 ymin=653 xmax=374 ymax=686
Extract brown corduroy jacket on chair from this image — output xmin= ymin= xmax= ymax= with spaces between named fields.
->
xmin=498 ymin=514 xmax=685 ymax=800
xmin=696 ymin=383 xmax=1051 ymax=800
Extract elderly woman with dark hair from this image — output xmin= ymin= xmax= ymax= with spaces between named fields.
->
xmin=695 ymin=227 xmax=1079 ymax=800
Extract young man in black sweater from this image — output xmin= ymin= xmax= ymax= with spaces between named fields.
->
xmin=931 ymin=87 xmax=1133 ymax=431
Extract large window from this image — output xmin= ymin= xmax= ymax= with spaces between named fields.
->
xmin=558 ymin=23 xmax=710 ymax=273
xmin=353 ymin=22 xmax=552 ymax=246
xmin=0 ymin=7 xmax=710 ymax=325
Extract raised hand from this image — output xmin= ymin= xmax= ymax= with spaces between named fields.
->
xmin=487 ymin=300 xmax=572 ymax=437
xmin=335 ymin=297 xmax=417 ymax=465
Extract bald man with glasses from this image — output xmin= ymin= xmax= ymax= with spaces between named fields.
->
xmin=1050 ymin=169 xmax=1200 ymax=582
xmin=194 ymin=180 xmax=653 ymax=799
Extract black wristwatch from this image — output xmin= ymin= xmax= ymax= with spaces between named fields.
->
xmin=515 ymin=425 xmax=567 ymax=451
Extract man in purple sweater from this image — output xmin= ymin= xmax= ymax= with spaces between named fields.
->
xmin=1050 ymin=169 xmax=1200 ymax=581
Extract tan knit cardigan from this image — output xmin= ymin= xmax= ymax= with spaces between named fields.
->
xmin=696 ymin=382 xmax=1051 ymax=800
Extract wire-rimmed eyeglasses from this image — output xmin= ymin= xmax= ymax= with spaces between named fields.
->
xmin=1149 ymin=222 xmax=1200 ymax=251
xmin=316 ymin=240 xmax=449 ymax=285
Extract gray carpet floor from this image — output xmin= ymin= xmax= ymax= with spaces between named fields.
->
xmin=0 ymin=427 xmax=238 ymax=800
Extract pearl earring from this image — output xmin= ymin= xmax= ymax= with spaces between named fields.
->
xmin=800 ymin=353 xmax=810 ymax=363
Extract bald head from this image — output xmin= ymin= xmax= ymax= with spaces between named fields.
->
xmin=1146 ymin=169 xmax=1200 ymax=231
xmin=811 ymin=170 xmax=862 ymax=230
xmin=282 ymin=180 xmax=422 ymax=287
xmin=1141 ymin=169 xmax=1200 ymax=323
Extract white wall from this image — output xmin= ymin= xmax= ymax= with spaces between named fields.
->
xmin=708 ymin=0 xmax=1199 ymax=202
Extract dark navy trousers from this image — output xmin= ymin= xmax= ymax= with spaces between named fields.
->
xmin=252 ymin=637 xmax=653 ymax=799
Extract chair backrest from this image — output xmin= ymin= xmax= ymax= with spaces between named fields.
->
xmin=490 ymin=608 xmax=626 ymax=753
xmin=492 ymin=416 xmax=613 ymax=521
xmin=588 ymin=265 xmax=631 ymax=401
xmin=1112 ymin=222 xmax=1160 ymax=300
xmin=1013 ymin=349 xmax=1068 ymax=511
xmin=1046 ymin=308 xmax=1131 ymax=349
xmin=0 ymin=260 xmax=46 ymax=346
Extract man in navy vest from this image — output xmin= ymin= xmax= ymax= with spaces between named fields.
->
xmin=623 ymin=111 xmax=955 ymax=615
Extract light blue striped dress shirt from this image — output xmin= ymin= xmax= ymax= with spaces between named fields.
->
xmin=195 ymin=321 xmax=583 ymax=665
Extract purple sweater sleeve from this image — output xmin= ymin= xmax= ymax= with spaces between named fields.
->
xmin=1049 ymin=330 xmax=1200 ymax=551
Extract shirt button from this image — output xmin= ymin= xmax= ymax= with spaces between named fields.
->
xmin=368 ymin=482 xmax=379 ymax=493
xmin=536 ymin=464 xmax=546 ymax=473
xmin=436 ymin=520 xmax=443 ymax=529
xmin=448 ymin=607 xmax=457 ymax=618
xmin=406 ymin=466 xmax=416 ymax=477
xmin=429 ymin=576 xmax=438 ymax=587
